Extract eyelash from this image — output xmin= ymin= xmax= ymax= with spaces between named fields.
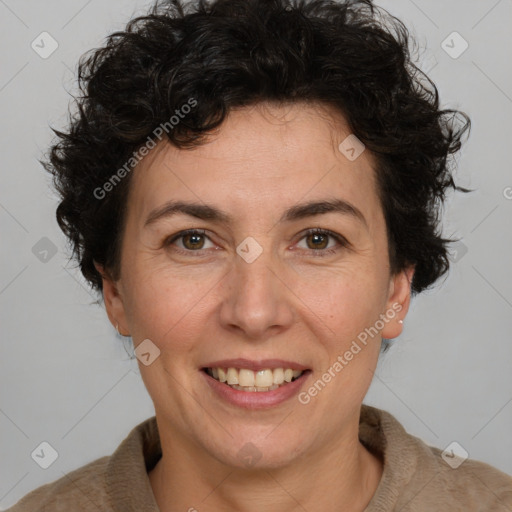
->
xmin=164 ymin=228 xmax=348 ymax=258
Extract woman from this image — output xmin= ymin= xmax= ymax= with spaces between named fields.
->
xmin=7 ymin=0 xmax=512 ymax=510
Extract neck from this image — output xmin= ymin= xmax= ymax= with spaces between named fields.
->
xmin=149 ymin=416 xmax=383 ymax=512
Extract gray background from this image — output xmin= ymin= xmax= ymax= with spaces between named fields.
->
xmin=1 ymin=0 xmax=511 ymax=508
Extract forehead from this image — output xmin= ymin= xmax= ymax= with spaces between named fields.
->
xmin=126 ymin=102 xmax=382 ymax=230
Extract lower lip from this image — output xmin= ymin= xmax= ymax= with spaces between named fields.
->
xmin=201 ymin=370 xmax=311 ymax=409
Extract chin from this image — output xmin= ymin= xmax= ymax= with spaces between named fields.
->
xmin=207 ymin=434 xmax=307 ymax=471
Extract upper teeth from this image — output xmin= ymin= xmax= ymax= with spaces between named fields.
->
xmin=208 ymin=367 xmax=303 ymax=387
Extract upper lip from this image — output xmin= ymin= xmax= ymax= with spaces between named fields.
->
xmin=202 ymin=358 xmax=310 ymax=372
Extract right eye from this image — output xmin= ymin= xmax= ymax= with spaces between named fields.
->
xmin=165 ymin=229 xmax=217 ymax=254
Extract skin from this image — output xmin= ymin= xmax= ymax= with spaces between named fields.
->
xmin=95 ymin=101 xmax=414 ymax=512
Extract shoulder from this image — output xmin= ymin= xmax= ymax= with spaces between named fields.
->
xmin=421 ymin=444 xmax=512 ymax=511
xmin=5 ymin=417 xmax=159 ymax=512
xmin=396 ymin=424 xmax=512 ymax=509
xmin=361 ymin=405 xmax=512 ymax=511
xmin=4 ymin=456 xmax=111 ymax=512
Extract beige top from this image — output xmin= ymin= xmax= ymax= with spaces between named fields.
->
xmin=6 ymin=404 xmax=512 ymax=511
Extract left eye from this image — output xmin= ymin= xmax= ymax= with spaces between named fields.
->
xmin=296 ymin=229 xmax=341 ymax=251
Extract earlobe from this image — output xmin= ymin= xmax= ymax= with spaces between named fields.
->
xmin=93 ymin=260 xmax=129 ymax=335
xmin=381 ymin=265 xmax=415 ymax=339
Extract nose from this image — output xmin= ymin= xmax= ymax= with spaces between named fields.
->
xmin=218 ymin=246 xmax=295 ymax=341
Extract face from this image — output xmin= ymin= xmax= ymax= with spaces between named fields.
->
xmin=98 ymin=102 xmax=413 ymax=469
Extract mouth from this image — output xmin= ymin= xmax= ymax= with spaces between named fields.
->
xmin=202 ymin=366 xmax=309 ymax=392
xmin=200 ymin=358 xmax=312 ymax=408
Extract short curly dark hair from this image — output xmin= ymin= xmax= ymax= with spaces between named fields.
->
xmin=44 ymin=0 xmax=470 ymax=298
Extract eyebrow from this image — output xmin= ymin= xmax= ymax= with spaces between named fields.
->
xmin=144 ymin=198 xmax=368 ymax=230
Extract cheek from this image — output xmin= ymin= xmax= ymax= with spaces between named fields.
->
xmin=307 ymin=277 xmax=384 ymax=393
xmin=125 ymin=264 xmax=216 ymax=351
xmin=295 ymin=262 xmax=384 ymax=327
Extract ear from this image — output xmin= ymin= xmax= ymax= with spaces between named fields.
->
xmin=94 ymin=261 xmax=129 ymax=336
xmin=380 ymin=265 xmax=415 ymax=340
